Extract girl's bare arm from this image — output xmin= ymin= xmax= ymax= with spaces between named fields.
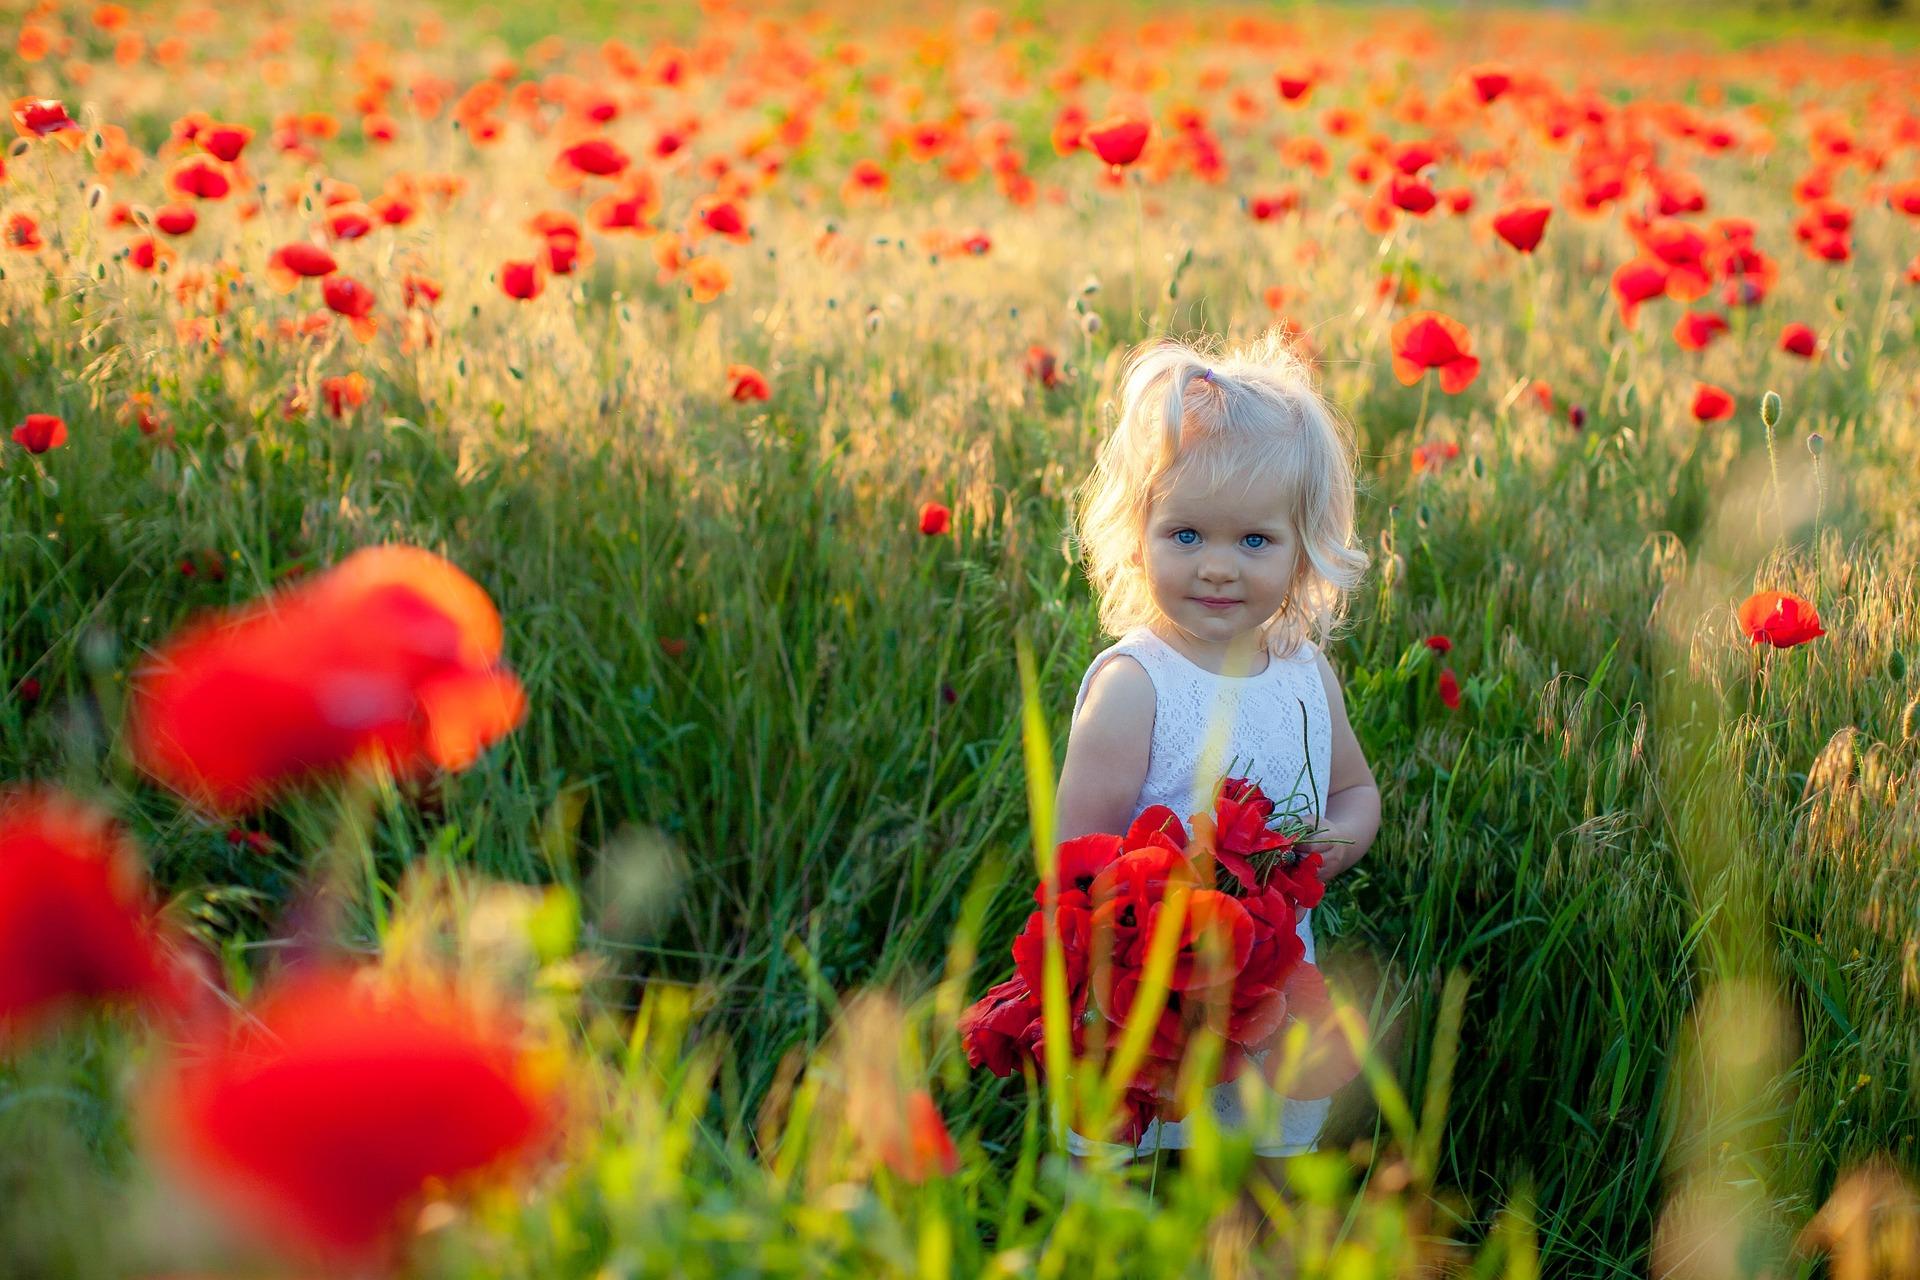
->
xmin=1302 ymin=649 xmax=1381 ymax=880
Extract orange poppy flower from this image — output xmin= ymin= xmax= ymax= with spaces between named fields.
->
xmin=1390 ymin=311 xmax=1481 ymax=394
xmin=684 ymin=256 xmax=731 ymax=303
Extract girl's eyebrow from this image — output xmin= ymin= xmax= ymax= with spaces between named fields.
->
xmin=1158 ymin=512 xmax=1290 ymax=535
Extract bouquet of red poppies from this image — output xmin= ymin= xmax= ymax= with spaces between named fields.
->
xmin=959 ymin=772 xmax=1362 ymax=1146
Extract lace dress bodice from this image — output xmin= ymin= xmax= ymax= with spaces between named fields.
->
xmin=1064 ymin=622 xmax=1336 ymax=1158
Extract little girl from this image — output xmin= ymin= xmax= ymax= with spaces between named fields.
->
xmin=1054 ymin=328 xmax=1381 ymax=1173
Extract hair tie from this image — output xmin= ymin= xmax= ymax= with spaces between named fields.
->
xmin=1201 ymin=368 xmax=1215 ymax=384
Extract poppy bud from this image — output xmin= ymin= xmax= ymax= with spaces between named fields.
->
xmin=1568 ymin=404 xmax=1586 ymax=429
xmin=1761 ymin=390 xmax=1781 ymax=429
xmin=1081 ymin=312 xmax=1102 ymax=335
xmin=1080 ymin=275 xmax=1101 ymax=294
xmin=1807 ymin=432 xmax=1824 ymax=456
xmin=1889 ymin=649 xmax=1907 ymax=681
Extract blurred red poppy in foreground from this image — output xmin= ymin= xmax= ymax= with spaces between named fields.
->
xmin=0 ymin=787 xmax=193 ymax=1050
xmin=127 ymin=545 xmax=526 ymax=816
xmin=875 ymin=1088 xmax=960 ymax=1183
xmin=919 ymin=501 xmax=952 ymax=536
xmin=143 ymin=967 xmax=556 ymax=1264
xmin=1390 ymin=311 xmax=1481 ymax=394
xmin=1738 ymin=590 xmax=1825 ymax=648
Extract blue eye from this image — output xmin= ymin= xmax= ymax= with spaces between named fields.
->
xmin=1172 ymin=529 xmax=1272 ymax=548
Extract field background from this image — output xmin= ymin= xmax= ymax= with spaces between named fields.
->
xmin=3 ymin=0 xmax=1919 ymax=1274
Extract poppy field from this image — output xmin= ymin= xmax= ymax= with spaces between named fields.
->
xmin=4 ymin=0 xmax=1920 ymax=1275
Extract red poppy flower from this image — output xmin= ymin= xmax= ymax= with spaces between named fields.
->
xmin=1438 ymin=668 xmax=1461 ymax=710
xmin=12 ymin=413 xmax=67 ymax=453
xmin=199 ymin=122 xmax=252 ymax=163
xmin=959 ymin=973 xmax=1039 ymax=1077
xmin=918 ymin=501 xmax=952 ymax=537
xmin=169 ymin=156 xmax=233 ymax=201
xmin=1260 ymin=963 xmax=1362 ymax=1100
xmin=1467 ymin=64 xmax=1513 ymax=104
xmin=1780 ymin=323 xmax=1818 ymax=358
xmin=324 ymin=204 xmax=373 ymax=241
xmin=1673 ymin=310 xmax=1729 ymax=352
xmin=6 ymin=212 xmax=44 ymax=252
xmin=1082 ymin=115 xmax=1150 ymax=168
xmin=12 ymin=96 xmax=81 ymax=141
xmin=875 ymin=1088 xmax=960 ymax=1183
xmin=1156 ymin=888 xmax=1255 ymax=991
xmin=321 ymin=372 xmax=371 ymax=418
xmin=499 ymin=259 xmax=544 ymax=301
xmin=1390 ymin=311 xmax=1481 ymax=394
xmin=726 ymin=363 xmax=770 ymax=402
xmin=1424 ymin=634 xmax=1452 ymax=653
xmin=1275 ymin=72 xmax=1315 ymax=103
xmin=1690 ymin=382 xmax=1735 ymax=422
xmin=322 ymin=276 xmax=378 ymax=343
xmin=1491 ymin=201 xmax=1551 ymax=252
xmin=126 ymin=545 xmax=527 ymax=816
xmin=1025 ymin=345 xmax=1060 ymax=390
xmin=266 ymin=242 xmax=337 ymax=292
xmin=1738 ymin=590 xmax=1825 ymax=648
xmin=1385 ymin=174 xmax=1437 ymax=215
xmin=691 ymin=195 xmax=749 ymax=243
xmin=153 ymin=204 xmax=198 ymax=236
xmin=142 ymin=966 xmax=556 ymax=1264
xmin=1611 ymin=256 xmax=1670 ymax=329
xmin=558 ymin=136 xmax=629 ymax=178
xmin=0 ymin=788 xmax=193 ymax=1050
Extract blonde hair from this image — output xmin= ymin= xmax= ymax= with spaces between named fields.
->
xmin=1069 ymin=328 xmax=1369 ymax=661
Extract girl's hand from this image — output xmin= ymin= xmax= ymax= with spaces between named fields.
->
xmin=1299 ymin=830 xmax=1346 ymax=880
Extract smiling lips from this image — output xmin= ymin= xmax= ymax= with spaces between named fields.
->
xmin=1194 ymin=597 xmax=1239 ymax=607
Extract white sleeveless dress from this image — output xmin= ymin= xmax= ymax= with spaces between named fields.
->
xmin=1062 ymin=623 xmax=1335 ymax=1160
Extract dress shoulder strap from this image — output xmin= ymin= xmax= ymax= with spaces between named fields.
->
xmin=1071 ymin=627 xmax=1172 ymax=724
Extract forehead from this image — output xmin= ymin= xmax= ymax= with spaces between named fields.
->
xmin=1152 ymin=466 xmax=1293 ymax=526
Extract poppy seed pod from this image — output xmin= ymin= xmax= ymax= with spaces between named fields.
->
xmin=1761 ymin=390 xmax=1781 ymax=428
xmin=1081 ymin=312 xmax=1102 ymax=335
xmin=1807 ymin=432 xmax=1824 ymax=456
